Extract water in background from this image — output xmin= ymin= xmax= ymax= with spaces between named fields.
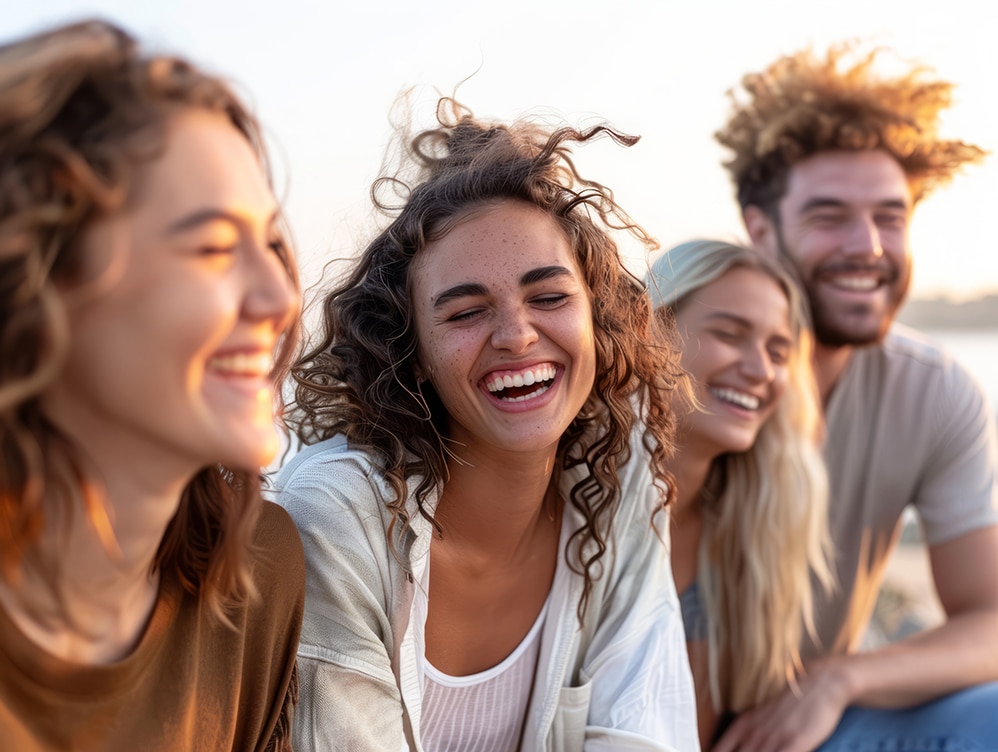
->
xmin=922 ymin=329 xmax=998 ymax=414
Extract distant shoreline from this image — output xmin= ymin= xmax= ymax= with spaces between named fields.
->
xmin=897 ymin=294 xmax=998 ymax=331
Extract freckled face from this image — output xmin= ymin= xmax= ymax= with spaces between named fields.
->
xmin=410 ymin=200 xmax=597 ymax=459
xmin=41 ymin=108 xmax=298 ymax=479
xmin=675 ymin=267 xmax=792 ymax=458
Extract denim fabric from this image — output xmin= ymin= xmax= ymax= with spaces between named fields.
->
xmin=816 ymin=683 xmax=998 ymax=751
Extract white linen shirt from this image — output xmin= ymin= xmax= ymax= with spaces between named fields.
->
xmin=272 ymin=433 xmax=699 ymax=751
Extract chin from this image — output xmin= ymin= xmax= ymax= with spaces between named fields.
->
xmin=704 ymin=430 xmax=758 ymax=458
xmin=213 ymin=434 xmax=281 ymax=473
xmin=812 ymin=294 xmax=900 ymax=347
xmin=814 ymin=316 xmax=891 ymax=348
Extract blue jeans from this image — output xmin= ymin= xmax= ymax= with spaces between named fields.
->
xmin=815 ymin=683 xmax=998 ymax=751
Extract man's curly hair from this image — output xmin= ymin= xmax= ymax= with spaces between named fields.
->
xmin=716 ymin=44 xmax=987 ymax=215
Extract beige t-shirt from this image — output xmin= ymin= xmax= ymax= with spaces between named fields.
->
xmin=0 ymin=500 xmax=305 ymax=751
xmin=811 ymin=325 xmax=998 ymax=656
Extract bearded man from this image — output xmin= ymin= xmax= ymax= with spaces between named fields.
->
xmin=713 ymin=44 xmax=998 ymax=752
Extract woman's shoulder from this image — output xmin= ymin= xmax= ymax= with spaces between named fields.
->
xmin=270 ymin=436 xmax=392 ymax=522
xmin=251 ymin=500 xmax=306 ymax=589
xmin=230 ymin=502 xmax=306 ymax=647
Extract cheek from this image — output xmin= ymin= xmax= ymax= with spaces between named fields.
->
xmin=770 ymin=367 xmax=790 ymax=402
xmin=421 ymin=330 xmax=474 ymax=385
xmin=679 ymin=339 xmax=721 ymax=384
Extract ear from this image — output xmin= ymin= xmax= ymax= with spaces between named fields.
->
xmin=742 ymin=205 xmax=778 ymax=254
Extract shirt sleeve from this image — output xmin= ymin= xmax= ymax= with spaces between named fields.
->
xmin=581 ymin=451 xmax=701 ymax=751
xmin=273 ymin=452 xmax=411 ymax=752
xmin=916 ymin=357 xmax=998 ymax=545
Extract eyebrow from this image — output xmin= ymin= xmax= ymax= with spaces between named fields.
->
xmin=704 ymin=311 xmax=752 ymax=328
xmin=799 ymin=197 xmax=909 ymax=213
xmin=432 ymin=265 xmax=575 ymax=310
xmin=165 ymin=208 xmax=278 ymax=235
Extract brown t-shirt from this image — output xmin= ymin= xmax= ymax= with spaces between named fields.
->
xmin=0 ymin=500 xmax=305 ymax=751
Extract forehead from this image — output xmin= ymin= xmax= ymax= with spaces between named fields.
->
xmin=781 ymin=150 xmax=913 ymax=210
xmin=412 ymin=200 xmax=578 ymax=294
xmin=128 ymin=107 xmax=275 ymax=221
xmin=680 ymin=266 xmax=790 ymax=330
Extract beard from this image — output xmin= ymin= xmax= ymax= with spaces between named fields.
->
xmin=775 ymin=233 xmax=911 ymax=349
xmin=806 ymin=275 xmax=901 ymax=347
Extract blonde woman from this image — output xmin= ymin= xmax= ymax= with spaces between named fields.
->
xmin=647 ymin=239 xmax=833 ymax=749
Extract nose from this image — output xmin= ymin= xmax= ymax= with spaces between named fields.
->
xmin=243 ymin=240 xmax=298 ymax=331
xmin=740 ymin=341 xmax=775 ymax=384
xmin=490 ymin=305 xmax=539 ymax=353
xmin=843 ymin=214 xmax=884 ymax=258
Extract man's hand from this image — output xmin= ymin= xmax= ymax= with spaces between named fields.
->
xmin=711 ymin=659 xmax=853 ymax=752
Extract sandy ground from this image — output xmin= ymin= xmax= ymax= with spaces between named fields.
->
xmin=865 ymin=535 xmax=946 ymax=648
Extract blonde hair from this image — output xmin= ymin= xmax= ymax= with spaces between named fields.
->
xmin=0 ymin=20 xmax=299 ymax=623
xmin=648 ymin=239 xmax=833 ymax=711
xmin=716 ymin=43 xmax=987 ymax=215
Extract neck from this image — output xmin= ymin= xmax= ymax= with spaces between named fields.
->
xmin=433 ymin=443 xmax=560 ymax=568
xmin=813 ymin=341 xmax=855 ymax=406
xmin=666 ymin=431 xmax=716 ymax=524
xmin=665 ymin=433 xmax=715 ymax=593
xmin=0 ymin=461 xmax=190 ymax=664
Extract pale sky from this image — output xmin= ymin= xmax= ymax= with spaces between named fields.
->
xmin=7 ymin=0 xmax=998 ymax=301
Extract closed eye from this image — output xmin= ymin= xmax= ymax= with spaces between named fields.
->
xmin=768 ymin=346 xmax=790 ymax=366
xmin=447 ymin=307 xmax=486 ymax=323
xmin=531 ymin=293 xmax=569 ymax=308
xmin=709 ymin=328 xmax=741 ymax=344
xmin=874 ymin=212 xmax=907 ymax=229
xmin=810 ymin=213 xmax=847 ymax=228
xmin=268 ymin=238 xmax=288 ymax=256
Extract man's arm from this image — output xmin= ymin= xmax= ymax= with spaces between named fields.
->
xmin=713 ymin=525 xmax=998 ymax=752
xmin=842 ymin=525 xmax=998 ymax=705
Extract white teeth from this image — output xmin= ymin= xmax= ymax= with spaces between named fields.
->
xmin=830 ymin=275 xmax=879 ymax=291
xmin=485 ymin=364 xmax=556 ymax=397
xmin=709 ymin=386 xmax=760 ymax=411
xmin=500 ymin=383 xmax=553 ymax=402
xmin=209 ymin=352 xmax=272 ymax=377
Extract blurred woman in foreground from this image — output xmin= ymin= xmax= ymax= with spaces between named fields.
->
xmin=0 ymin=20 xmax=304 ymax=750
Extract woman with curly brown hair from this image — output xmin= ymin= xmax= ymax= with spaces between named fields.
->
xmin=0 ymin=20 xmax=304 ymax=751
xmin=273 ymin=99 xmax=698 ymax=751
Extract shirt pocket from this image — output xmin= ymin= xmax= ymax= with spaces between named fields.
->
xmin=548 ymin=678 xmax=592 ymax=751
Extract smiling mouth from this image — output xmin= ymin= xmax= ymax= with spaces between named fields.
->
xmin=818 ymin=264 xmax=896 ymax=293
xmin=709 ymin=386 xmax=760 ymax=411
xmin=827 ymin=274 xmax=880 ymax=292
xmin=207 ymin=352 xmax=273 ymax=379
xmin=484 ymin=363 xmax=557 ymax=402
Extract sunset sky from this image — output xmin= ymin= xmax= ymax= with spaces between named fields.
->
xmin=8 ymin=0 xmax=997 ymax=301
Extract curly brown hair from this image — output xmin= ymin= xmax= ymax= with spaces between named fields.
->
xmin=288 ymin=99 xmax=688 ymax=617
xmin=0 ymin=19 xmax=300 ymax=623
xmin=716 ymin=44 xmax=987 ymax=216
